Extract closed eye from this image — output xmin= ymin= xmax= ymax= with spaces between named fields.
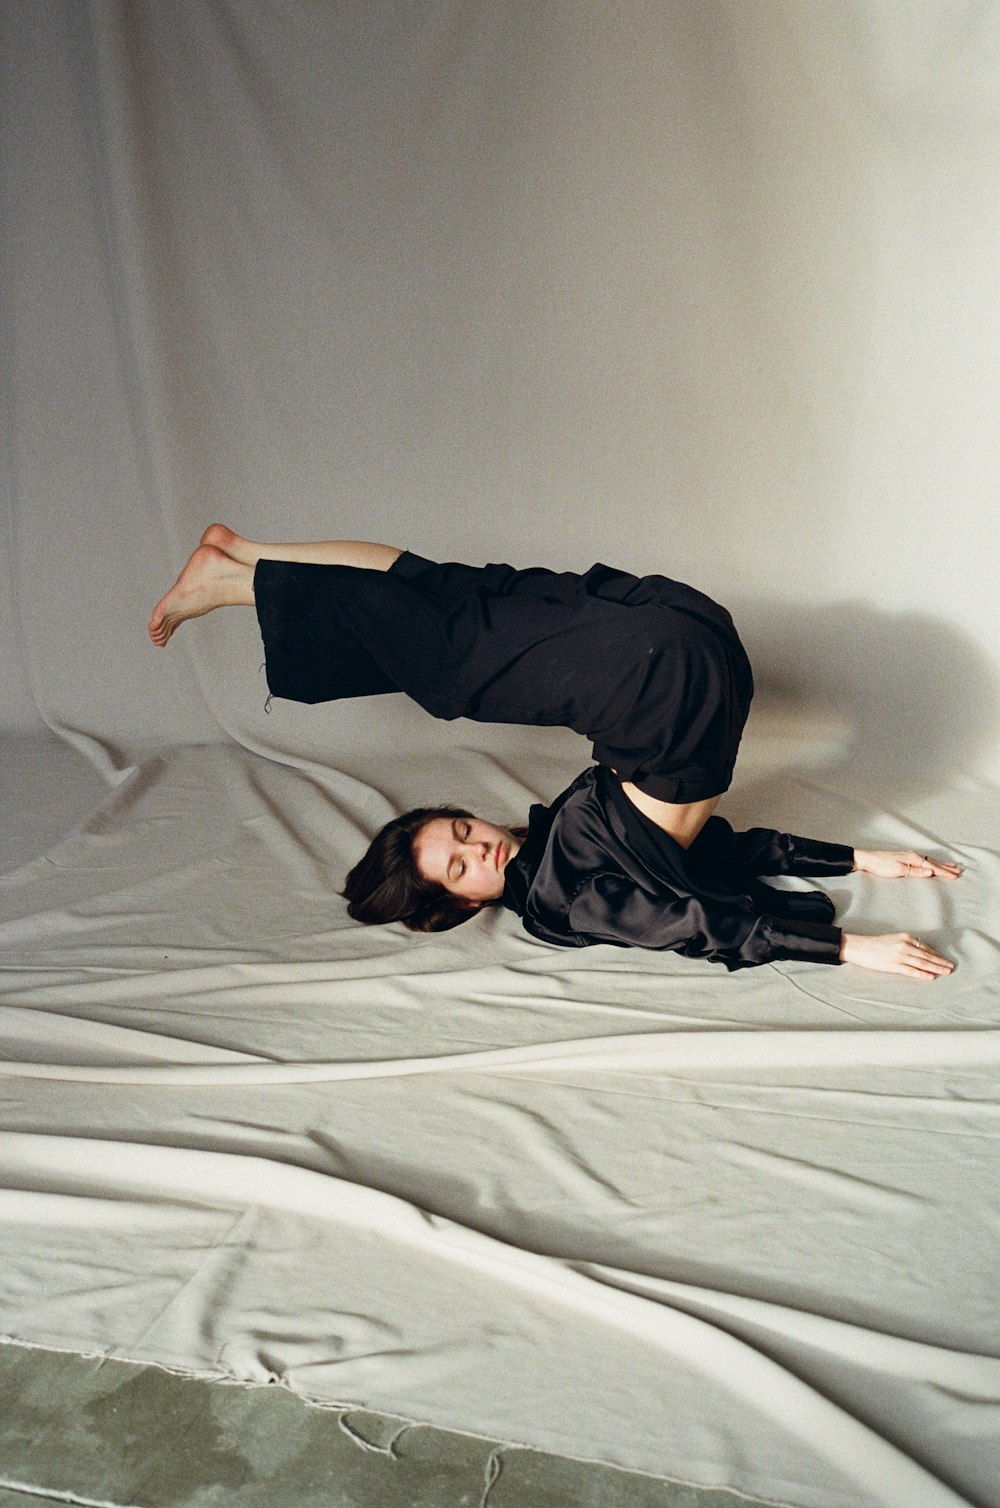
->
xmin=449 ymin=818 xmax=470 ymax=881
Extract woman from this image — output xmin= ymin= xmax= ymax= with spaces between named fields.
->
xmin=150 ymin=526 xmax=961 ymax=979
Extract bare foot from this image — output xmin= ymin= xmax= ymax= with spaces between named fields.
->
xmin=199 ymin=523 xmax=260 ymax=565
xmin=148 ymin=544 xmax=254 ymax=646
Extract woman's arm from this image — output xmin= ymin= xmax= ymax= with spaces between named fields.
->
xmin=839 ymin=931 xmax=954 ymax=980
xmin=729 ymin=827 xmax=855 ymax=877
xmin=567 ymin=876 xmax=843 ymax=971
xmin=837 ymin=851 xmax=961 ymax=979
xmin=732 ymin=834 xmax=963 ymax=884
xmin=852 ymin=849 xmax=963 ymax=880
xmin=566 ymin=871 xmax=959 ymax=979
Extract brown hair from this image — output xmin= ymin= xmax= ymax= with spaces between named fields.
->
xmin=343 ymin=806 xmax=480 ymax=933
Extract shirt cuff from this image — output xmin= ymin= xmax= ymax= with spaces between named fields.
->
xmin=787 ymin=838 xmax=856 ymax=876
xmin=763 ymin=917 xmax=843 ymax=964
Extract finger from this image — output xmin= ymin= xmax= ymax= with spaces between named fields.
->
xmin=906 ymin=948 xmax=954 ymax=976
xmin=891 ymin=952 xmax=939 ymax=979
xmin=894 ymin=853 xmax=931 ymax=878
xmin=899 ymin=962 xmax=952 ymax=980
xmin=916 ymin=958 xmax=954 ymax=976
xmin=907 ymin=856 xmax=962 ymax=880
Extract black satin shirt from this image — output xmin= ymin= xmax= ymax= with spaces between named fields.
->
xmin=501 ymin=767 xmax=855 ymax=970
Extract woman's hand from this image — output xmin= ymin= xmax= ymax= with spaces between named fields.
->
xmin=852 ymin=849 xmax=962 ymax=881
xmin=839 ymin=932 xmax=955 ymax=980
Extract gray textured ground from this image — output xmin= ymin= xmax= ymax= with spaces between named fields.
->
xmin=0 ymin=1342 xmax=778 ymax=1508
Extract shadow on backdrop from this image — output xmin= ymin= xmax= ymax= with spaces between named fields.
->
xmin=732 ymin=599 xmax=1000 ymax=815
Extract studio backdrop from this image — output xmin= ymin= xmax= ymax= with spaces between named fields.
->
xmin=3 ymin=7 xmax=1000 ymax=1508
xmin=2 ymin=0 xmax=998 ymax=783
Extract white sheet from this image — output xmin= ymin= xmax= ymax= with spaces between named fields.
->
xmin=3 ymin=738 xmax=1000 ymax=1507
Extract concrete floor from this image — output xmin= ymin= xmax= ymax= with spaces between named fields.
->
xmin=0 ymin=1342 xmax=776 ymax=1508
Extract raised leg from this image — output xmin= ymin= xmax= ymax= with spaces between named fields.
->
xmin=201 ymin=524 xmax=402 ymax=573
xmin=148 ymin=545 xmax=255 ymax=646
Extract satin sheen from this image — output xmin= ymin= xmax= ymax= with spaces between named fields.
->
xmin=501 ymin=767 xmax=854 ymax=969
xmin=254 ymin=552 xmax=854 ymax=966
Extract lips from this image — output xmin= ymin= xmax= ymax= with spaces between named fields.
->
xmin=495 ymin=843 xmax=505 ymax=870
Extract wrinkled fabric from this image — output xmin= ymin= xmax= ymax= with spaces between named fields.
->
xmin=3 ymin=742 xmax=1000 ymax=1508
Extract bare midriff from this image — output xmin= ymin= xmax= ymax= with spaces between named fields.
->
xmin=617 ymin=784 xmax=722 ymax=849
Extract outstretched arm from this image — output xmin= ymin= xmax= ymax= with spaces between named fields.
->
xmin=838 ymin=849 xmax=961 ymax=980
xmin=566 ymin=875 xmax=844 ymax=971
xmin=852 ymin=849 xmax=962 ymax=881
xmin=731 ymin=832 xmax=962 ymax=884
xmin=839 ymin=931 xmax=954 ymax=980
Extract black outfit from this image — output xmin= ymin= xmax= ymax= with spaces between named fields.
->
xmin=502 ymin=766 xmax=852 ymax=970
xmin=255 ymin=550 xmax=852 ymax=968
xmin=254 ymin=550 xmax=753 ymax=803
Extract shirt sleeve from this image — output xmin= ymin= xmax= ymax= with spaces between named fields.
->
xmin=730 ymin=828 xmax=855 ymax=878
xmin=567 ymin=873 xmax=843 ymax=971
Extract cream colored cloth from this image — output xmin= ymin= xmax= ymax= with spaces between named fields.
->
xmin=3 ymin=740 xmax=999 ymax=1508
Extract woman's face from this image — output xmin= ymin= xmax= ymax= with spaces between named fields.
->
xmin=412 ymin=815 xmax=521 ymax=906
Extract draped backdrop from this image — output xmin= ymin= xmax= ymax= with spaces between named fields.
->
xmin=3 ymin=5 xmax=1000 ymax=1507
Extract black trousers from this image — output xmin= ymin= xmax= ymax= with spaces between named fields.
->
xmin=254 ymin=551 xmax=754 ymax=804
